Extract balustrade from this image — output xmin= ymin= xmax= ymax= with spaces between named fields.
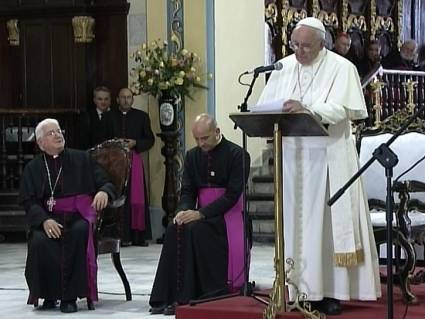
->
xmin=0 ymin=109 xmax=79 ymax=191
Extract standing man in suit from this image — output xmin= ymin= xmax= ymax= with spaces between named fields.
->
xmin=110 ymin=88 xmax=155 ymax=246
xmin=79 ymin=86 xmax=114 ymax=150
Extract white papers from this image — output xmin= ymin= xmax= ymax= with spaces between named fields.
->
xmin=249 ymin=98 xmax=284 ymax=112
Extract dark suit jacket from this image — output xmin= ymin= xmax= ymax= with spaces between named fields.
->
xmin=79 ymin=108 xmax=114 ymax=150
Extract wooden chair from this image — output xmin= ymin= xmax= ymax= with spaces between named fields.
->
xmin=87 ymin=139 xmax=132 ymax=309
xmin=357 ymin=111 xmax=425 ymax=303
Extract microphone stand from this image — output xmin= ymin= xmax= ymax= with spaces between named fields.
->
xmin=328 ymin=104 xmax=425 ymax=319
xmin=239 ymin=71 xmax=258 ymax=296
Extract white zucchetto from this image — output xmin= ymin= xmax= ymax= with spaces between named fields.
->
xmin=296 ymin=17 xmax=326 ymax=34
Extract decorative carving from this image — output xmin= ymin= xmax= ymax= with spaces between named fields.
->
xmin=167 ymin=0 xmax=184 ymax=202
xmin=312 ymin=0 xmax=320 ymax=17
xmin=369 ymin=78 xmax=386 ymax=128
xmin=6 ymin=19 xmax=19 ymax=46
xmin=396 ymin=0 xmax=403 ymax=49
xmin=341 ymin=0 xmax=349 ymax=32
xmin=265 ymin=2 xmax=278 ymax=21
xmin=281 ymin=1 xmax=307 ymax=57
xmin=72 ymin=16 xmax=95 ymax=43
xmin=346 ymin=14 xmax=367 ymax=32
xmin=370 ymin=0 xmax=377 ymax=40
xmin=402 ymin=79 xmax=418 ymax=115
xmin=317 ymin=10 xmax=339 ymax=29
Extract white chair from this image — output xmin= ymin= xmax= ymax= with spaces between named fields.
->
xmin=358 ymin=116 xmax=425 ymax=303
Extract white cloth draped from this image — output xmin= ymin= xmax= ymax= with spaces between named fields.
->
xmin=252 ymin=49 xmax=381 ymax=301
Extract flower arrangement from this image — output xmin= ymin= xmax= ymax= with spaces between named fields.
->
xmin=130 ymin=39 xmax=208 ymax=99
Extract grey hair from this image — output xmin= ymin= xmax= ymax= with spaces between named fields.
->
xmin=35 ymin=118 xmax=60 ymax=141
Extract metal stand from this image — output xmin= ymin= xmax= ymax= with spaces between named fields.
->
xmin=328 ymin=104 xmax=425 ymax=319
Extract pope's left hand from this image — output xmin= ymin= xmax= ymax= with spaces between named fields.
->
xmin=92 ymin=191 xmax=109 ymax=211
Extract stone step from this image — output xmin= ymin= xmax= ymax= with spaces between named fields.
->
xmin=247 ymin=195 xmax=274 ymax=215
xmin=253 ymin=233 xmax=275 ymax=243
xmin=252 ymin=219 xmax=275 ymax=235
xmin=0 ymin=191 xmax=20 ymax=206
xmin=0 ymin=209 xmax=27 ymax=232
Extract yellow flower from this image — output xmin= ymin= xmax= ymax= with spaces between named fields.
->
xmin=158 ymin=82 xmax=169 ymax=90
xmin=131 ymin=39 xmax=208 ymax=98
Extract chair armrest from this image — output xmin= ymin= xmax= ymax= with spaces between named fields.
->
xmin=108 ymin=195 xmax=126 ymax=209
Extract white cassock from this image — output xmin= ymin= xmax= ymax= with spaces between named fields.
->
xmin=252 ymin=49 xmax=381 ymax=301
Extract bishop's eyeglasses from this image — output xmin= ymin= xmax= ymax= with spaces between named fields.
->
xmin=44 ymin=128 xmax=64 ymax=137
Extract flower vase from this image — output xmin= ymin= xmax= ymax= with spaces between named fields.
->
xmin=158 ymin=92 xmax=181 ymax=132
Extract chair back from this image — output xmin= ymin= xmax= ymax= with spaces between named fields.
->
xmin=89 ymin=139 xmax=131 ymax=234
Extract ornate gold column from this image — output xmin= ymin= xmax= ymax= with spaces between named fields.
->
xmin=72 ymin=16 xmax=95 ymax=43
xmin=402 ymin=79 xmax=418 ymax=115
xmin=6 ymin=19 xmax=19 ymax=46
xmin=370 ymin=78 xmax=386 ymax=128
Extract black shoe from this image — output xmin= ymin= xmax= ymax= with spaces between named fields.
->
xmin=149 ymin=305 xmax=165 ymax=314
xmin=38 ymin=299 xmax=57 ymax=310
xmin=60 ymin=300 xmax=78 ymax=313
xmin=120 ymin=241 xmax=132 ymax=247
xmin=134 ymin=240 xmax=149 ymax=247
xmin=163 ymin=304 xmax=176 ymax=316
xmin=310 ymin=298 xmax=342 ymax=316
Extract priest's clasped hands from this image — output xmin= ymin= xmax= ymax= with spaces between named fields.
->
xmin=173 ymin=210 xmax=205 ymax=225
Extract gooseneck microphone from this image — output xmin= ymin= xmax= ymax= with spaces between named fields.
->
xmin=248 ymin=62 xmax=283 ymax=75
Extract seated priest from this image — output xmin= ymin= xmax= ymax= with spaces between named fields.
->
xmin=149 ymin=113 xmax=250 ymax=316
xmin=19 ymin=118 xmax=117 ymax=313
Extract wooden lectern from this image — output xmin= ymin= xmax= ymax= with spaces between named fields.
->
xmin=230 ymin=112 xmax=328 ymax=319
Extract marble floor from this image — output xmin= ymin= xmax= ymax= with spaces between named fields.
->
xmin=0 ymin=241 xmax=275 ymax=319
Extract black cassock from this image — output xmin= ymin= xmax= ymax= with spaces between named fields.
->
xmin=149 ymin=137 xmax=250 ymax=307
xmin=19 ymin=149 xmax=116 ymax=304
xmin=110 ymin=107 xmax=155 ymax=244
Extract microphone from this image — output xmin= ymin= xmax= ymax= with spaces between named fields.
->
xmin=248 ymin=62 xmax=283 ymax=75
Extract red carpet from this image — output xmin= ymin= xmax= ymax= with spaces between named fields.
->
xmin=176 ymin=284 xmax=425 ymax=319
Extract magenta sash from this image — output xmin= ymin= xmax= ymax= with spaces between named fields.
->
xmin=198 ymin=188 xmax=246 ymax=292
xmin=130 ymin=151 xmax=146 ymax=231
xmin=52 ymin=195 xmax=98 ymax=301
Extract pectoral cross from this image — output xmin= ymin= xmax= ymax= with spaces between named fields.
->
xmin=47 ymin=196 xmax=56 ymax=212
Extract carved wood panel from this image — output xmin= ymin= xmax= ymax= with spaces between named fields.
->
xmin=0 ymin=1 xmax=129 ymax=112
xmin=266 ymin=0 xmax=409 ymax=63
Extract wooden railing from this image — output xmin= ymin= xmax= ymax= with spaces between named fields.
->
xmin=0 ymin=109 xmax=80 ymax=191
xmin=362 ymin=67 xmax=425 ymax=128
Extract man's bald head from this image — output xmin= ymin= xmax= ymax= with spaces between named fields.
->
xmin=192 ymin=113 xmax=220 ymax=152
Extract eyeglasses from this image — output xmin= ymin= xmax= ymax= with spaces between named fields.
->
xmin=289 ymin=41 xmax=315 ymax=53
xmin=44 ymin=128 xmax=64 ymax=137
